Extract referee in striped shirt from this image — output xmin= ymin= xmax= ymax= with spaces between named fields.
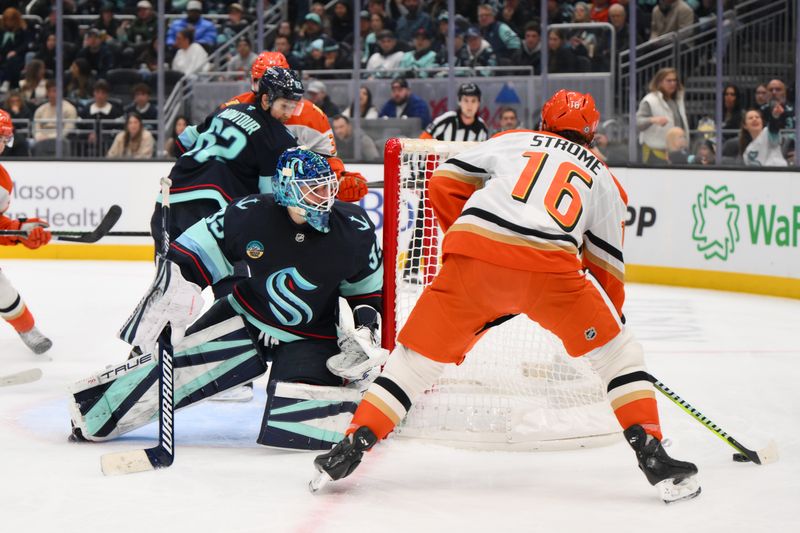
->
xmin=405 ymin=83 xmax=489 ymax=282
xmin=420 ymin=83 xmax=490 ymax=142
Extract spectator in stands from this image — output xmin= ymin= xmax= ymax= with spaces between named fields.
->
xmin=306 ymin=79 xmax=340 ymax=117
xmin=227 ymin=37 xmax=257 ymax=79
xmin=80 ymin=79 xmax=124 ymax=123
xmin=65 ymin=58 xmax=96 ymax=103
xmin=512 ymin=22 xmax=541 ymax=74
xmin=332 ymin=114 xmax=380 ymax=163
xmin=34 ymin=33 xmax=58 ymax=73
xmin=665 ymin=126 xmax=689 ymax=164
xmin=547 ymin=0 xmax=574 ymax=24
xmin=309 ymin=1 xmax=331 ymax=33
xmin=721 ymin=84 xmax=743 ymax=137
xmin=294 ymin=13 xmax=327 ymax=61
xmin=395 ymin=0 xmax=434 ymax=45
xmin=33 ymin=79 xmax=78 ymax=142
xmin=273 ymin=35 xmax=303 ymax=71
xmin=303 ymin=39 xmax=327 ymax=70
xmin=399 ymin=28 xmax=439 ymax=78
xmin=459 ymin=26 xmax=497 ymax=75
xmin=171 ymin=28 xmax=210 ymax=76
xmin=107 ymin=112 xmax=155 ymax=159
xmin=379 ymin=76 xmax=430 ymax=127
xmin=38 ymin=9 xmax=80 ymax=52
xmin=496 ymin=106 xmax=519 ymax=133
xmin=593 ymin=3 xmax=626 ymax=71
xmin=637 ymin=67 xmax=688 ymax=164
xmin=477 ymin=3 xmax=520 ymax=64
xmin=94 ymin=3 xmax=122 ymax=42
xmin=165 ymin=114 xmax=188 ymax=157
xmin=329 ymin=1 xmax=354 ymax=44
xmin=618 ymin=0 xmax=649 ymax=43
xmin=124 ymin=1 xmax=157 ymax=48
xmin=691 ymin=138 xmax=715 ymax=166
xmin=363 ymin=12 xmax=387 ymax=65
xmin=366 ymin=30 xmax=405 ymax=78
xmin=590 ymin=0 xmax=613 ymax=22
xmin=0 ymin=7 xmax=31 ymax=91
xmin=569 ymin=3 xmax=597 ymax=64
xmin=499 ymin=0 xmax=530 ymax=37
xmin=166 ymin=1 xmax=217 ymax=49
xmin=650 ymin=0 xmax=694 ymax=41
xmin=547 ymin=29 xmax=579 ymax=73
xmin=3 ymin=90 xmax=34 ymax=123
xmin=760 ymin=79 xmax=795 ymax=132
xmin=276 ymin=21 xmax=293 ymax=40
xmin=124 ymin=83 xmax=157 ymax=122
xmin=320 ymin=40 xmax=353 ymax=77
xmin=343 ymin=87 xmax=379 ymax=119
xmin=367 ymin=0 xmax=395 ymax=31
xmin=18 ymin=60 xmax=47 ymax=107
xmin=218 ymin=3 xmax=249 ymax=46
xmin=77 ymin=28 xmax=115 ymax=79
xmin=739 ymin=107 xmax=787 ymax=167
xmin=753 ymin=83 xmax=769 ymax=108
xmin=609 ymin=4 xmax=630 ymax=51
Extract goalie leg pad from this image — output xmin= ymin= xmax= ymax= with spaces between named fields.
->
xmin=584 ymin=328 xmax=662 ymax=440
xmin=257 ymin=380 xmax=362 ymax=450
xmin=69 ymin=305 xmax=267 ymax=441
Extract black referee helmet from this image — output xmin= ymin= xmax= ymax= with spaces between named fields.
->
xmin=457 ymin=82 xmax=481 ymax=101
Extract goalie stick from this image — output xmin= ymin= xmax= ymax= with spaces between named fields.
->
xmin=651 ymin=377 xmax=778 ymax=465
xmin=0 ymin=368 xmax=42 ymax=387
xmin=0 ymin=205 xmax=122 ymax=243
xmin=101 ymin=178 xmax=176 ymax=476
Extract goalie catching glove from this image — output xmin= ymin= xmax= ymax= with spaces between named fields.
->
xmin=336 ymin=171 xmax=368 ymax=203
xmin=327 ymin=325 xmax=389 ymax=391
xmin=118 ymin=259 xmax=202 ymax=353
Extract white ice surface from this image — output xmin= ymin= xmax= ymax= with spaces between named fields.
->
xmin=0 ymin=260 xmax=797 ymax=533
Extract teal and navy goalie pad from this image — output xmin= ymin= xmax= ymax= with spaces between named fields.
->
xmin=257 ymin=380 xmax=362 ymax=450
xmin=69 ymin=314 xmax=267 ymax=442
xmin=168 ymin=194 xmax=384 ymax=344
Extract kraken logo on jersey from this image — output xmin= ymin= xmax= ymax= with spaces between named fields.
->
xmin=246 ymin=240 xmax=265 ymax=259
xmin=266 ymin=267 xmax=317 ymax=326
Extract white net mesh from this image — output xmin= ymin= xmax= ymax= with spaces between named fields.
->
xmin=386 ymin=139 xmax=620 ymax=450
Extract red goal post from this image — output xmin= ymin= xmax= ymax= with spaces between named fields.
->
xmin=381 ymin=138 xmax=621 ymax=451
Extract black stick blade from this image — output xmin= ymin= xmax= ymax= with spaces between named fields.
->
xmin=57 ymin=205 xmax=122 ymax=243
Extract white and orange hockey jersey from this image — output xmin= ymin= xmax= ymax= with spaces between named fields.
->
xmin=429 ymin=129 xmax=628 ymax=315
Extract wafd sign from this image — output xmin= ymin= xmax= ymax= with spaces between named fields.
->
xmin=615 ymin=168 xmax=800 ymax=289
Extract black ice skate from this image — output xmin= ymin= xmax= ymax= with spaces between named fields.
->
xmin=309 ymin=426 xmax=377 ymax=493
xmin=624 ymin=424 xmax=701 ymax=504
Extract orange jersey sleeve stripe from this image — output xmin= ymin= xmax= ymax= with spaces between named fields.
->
xmin=221 ymin=91 xmax=255 ymax=109
xmin=583 ymin=252 xmax=625 ymax=315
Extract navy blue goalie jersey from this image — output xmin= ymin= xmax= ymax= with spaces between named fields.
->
xmin=168 ymin=195 xmax=383 ymax=343
xmin=167 ymin=103 xmax=297 ymax=210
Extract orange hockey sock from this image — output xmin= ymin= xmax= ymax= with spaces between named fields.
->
xmin=614 ymin=397 xmax=662 ymax=441
xmin=1 ymin=300 xmax=34 ymax=333
xmin=349 ymin=390 xmax=402 ymax=440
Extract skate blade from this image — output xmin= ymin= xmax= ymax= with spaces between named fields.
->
xmin=309 ymin=471 xmax=333 ymax=494
xmin=657 ymin=476 xmax=701 ymax=504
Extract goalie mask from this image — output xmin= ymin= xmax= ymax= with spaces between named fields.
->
xmin=272 ymin=148 xmax=339 ymax=233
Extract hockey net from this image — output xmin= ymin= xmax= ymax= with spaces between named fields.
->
xmin=382 ymin=138 xmax=620 ymax=450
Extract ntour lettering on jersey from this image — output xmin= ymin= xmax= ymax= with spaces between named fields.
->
xmin=529 ymin=134 xmax=603 ymax=175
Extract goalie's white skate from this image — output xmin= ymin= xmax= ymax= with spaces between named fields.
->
xmin=19 ymin=327 xmax=52 ymax=356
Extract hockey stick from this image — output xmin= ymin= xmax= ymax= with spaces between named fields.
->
xmin=651 ymin=377 xmax=778 ymax=465
xmin=101 ymin=178 xmax=176 ymax=476
xmin=0 ymin=368 xmax=42 ymax=387
xmin=0 ymin=205 xmax=122 ymax=243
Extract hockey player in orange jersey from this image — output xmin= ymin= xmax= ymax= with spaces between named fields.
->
xmin=178 ymin=51 xmax=369 ymax=203
xmin=0 ymin=110 xmax=53 ymax=354
xmin=313 ymin=90 xmax=701 ymax=504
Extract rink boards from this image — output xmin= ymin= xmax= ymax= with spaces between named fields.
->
xmin=0 ymin=160 xmax=797 ymax=299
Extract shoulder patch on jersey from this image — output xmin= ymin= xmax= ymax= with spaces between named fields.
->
xmin=246 ymin=240 xmax=265 ymax=259
xmin=235 ymin=196 xmax=260 ymax=210
xmin=349 ymin=214 xmax=371 ymax=232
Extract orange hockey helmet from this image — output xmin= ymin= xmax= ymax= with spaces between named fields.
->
xmin=0 ymin=108 xmax=13 ymax=142
xmin=540 ymin=90 xmax=600 ymax=146
xmin=0 ymin=164 xmax=12 ymax=213
xmin=251 ymin=52 xmax=290 ymax=90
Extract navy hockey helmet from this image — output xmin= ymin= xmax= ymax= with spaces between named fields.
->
xmin=257 ymin=67 xmax=304 ymax=108
xmin=272 ymin=148 xmax=339 ymax=233
xmin=457 ymin=82 xmax=481 ymax=101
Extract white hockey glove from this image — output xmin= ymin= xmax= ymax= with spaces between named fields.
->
xmin=327 ymin=326 xmax=389 ymax=392
xmin=119 ymin=260 xmax=203 ymax=353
